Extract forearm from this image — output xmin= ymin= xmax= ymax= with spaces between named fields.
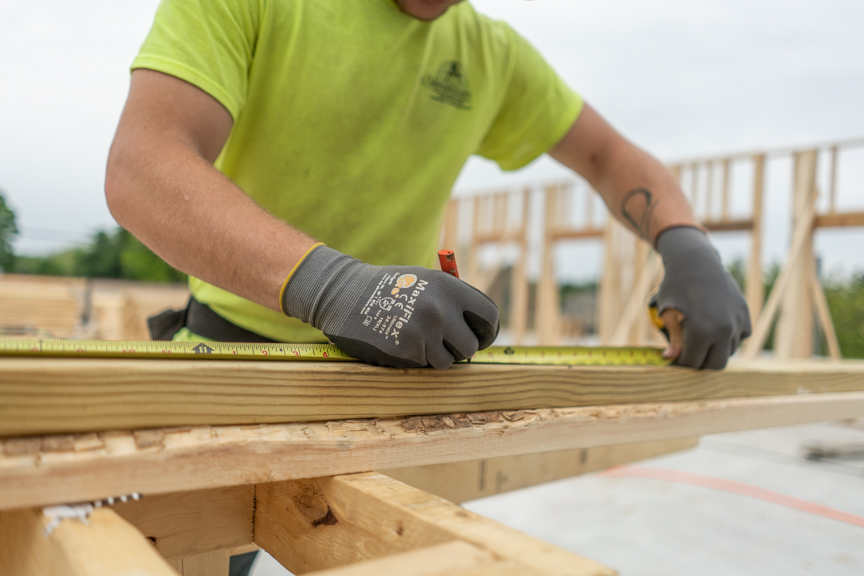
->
xmin=106 ymin=140 xmax=315 ymax=312
xmin=550 ymin=104 xmax=699 ymax=245
xmin=591 ymin=142 xmax=699 ymax=244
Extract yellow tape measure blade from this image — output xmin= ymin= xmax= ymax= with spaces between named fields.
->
xmin=470 ymin=346 xmax=670 ymax=366
xmin=0 ymin=339 xmax=669 ymax=366
xmin=0 ymin=339 xmax=356 ymax=361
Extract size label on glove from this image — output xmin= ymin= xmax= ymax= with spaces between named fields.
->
xmin=360 ymin=272 xmax=427 ymax=346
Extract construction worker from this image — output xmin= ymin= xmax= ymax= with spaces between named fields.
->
xmin=107 ymin=2 xmax=750 ymax=566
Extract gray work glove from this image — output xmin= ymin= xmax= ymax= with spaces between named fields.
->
xmin=654 ymin=226 xmax=752 ymax=370
xmin=281 ymin=245 xmax=499 ymax=369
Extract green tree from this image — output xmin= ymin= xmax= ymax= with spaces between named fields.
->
xmin=75 ymin=230 xmax=125 ymax=278
xmin=825 ymin=274 xmax=864 ymax=359
xmin=725 ymin=258 xmax=746 ymax=293
xmin=118 ymin=229 xmax=186 ymax=282
xmin=0 ymin=188 xmax=18 ymax=272
xmin=72 ymin=227 xmax=186 ymax=282
xmin=11 ymin=226 xmax=186 ymax=283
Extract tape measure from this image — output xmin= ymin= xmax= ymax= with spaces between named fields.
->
xmin=0 ymin=338 xmax=670 ymax=366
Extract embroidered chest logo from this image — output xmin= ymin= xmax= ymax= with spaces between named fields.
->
xmin=422 ymin=60 xmax=472 ymax=110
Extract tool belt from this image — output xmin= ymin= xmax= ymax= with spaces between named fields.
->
xmin=147 ymin=296 xmax=277 ymax=343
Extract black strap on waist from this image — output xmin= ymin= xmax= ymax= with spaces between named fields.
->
xmin=147 ymin=296 xmax=277 ymax=343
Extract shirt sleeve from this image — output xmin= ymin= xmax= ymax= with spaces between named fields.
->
xmin=131 ymin=0 xmax=261 ymax=121
xmin=476 ymin=26 xmax=584 ymax=171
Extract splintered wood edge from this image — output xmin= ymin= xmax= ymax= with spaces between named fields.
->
xmin=2 ymin=391 xmax=863 ymax=510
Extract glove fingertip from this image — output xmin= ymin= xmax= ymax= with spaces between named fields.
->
xmin=464 ymin=311 xmax=499 ymax=349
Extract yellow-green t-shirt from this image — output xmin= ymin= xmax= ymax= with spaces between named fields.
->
xmin=133 ymin=0 xmax=583 ymax=342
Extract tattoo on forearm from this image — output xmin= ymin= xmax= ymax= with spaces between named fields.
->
xmin=621 ymin=187 xmax=659 ymax=242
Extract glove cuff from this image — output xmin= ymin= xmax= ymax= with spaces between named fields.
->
xmin=280 ymin=244 xmax=350 ymax=325
xmin=280 ymin=245 xmax=377 ymax=334
xmin=655 ymin=226 xmax=720 ymax=268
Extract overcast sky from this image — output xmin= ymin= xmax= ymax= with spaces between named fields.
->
xmin=1 ymin=0 xmax=863 ymax=281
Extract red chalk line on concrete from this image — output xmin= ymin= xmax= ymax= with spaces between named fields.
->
xmin=601 ymin=465 xmax=864 ymax=529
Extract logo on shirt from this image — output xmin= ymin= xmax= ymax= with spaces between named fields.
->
xmin=422 ymin=60 xmax=472 ymax=110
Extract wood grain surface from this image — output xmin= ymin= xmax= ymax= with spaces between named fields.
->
xmin=2 ymin=357 xmax=863 ymax=437
xmin=382 ymin=437 xmax=698 ymax=504
xmin=0 ymin=507 xmax=178 ymax=576
xmin=3 ymin=392 xmax=863 ymax=510
xmin=256 ymin=473 xmax=612 ymax=576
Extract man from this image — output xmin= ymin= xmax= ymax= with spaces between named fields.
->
xmin=108 ymin=0 xmax=751 ymax=369
xmin=108 ymin=0 xmax=749 ymax=565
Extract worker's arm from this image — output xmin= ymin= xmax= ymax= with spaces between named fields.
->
xmin=106 ymin=69 xmax=315 ymax=312
xmin=548 ymin=104 xmax=751 ymax=369
xmin=106 ymin=69 xmax=498 ymax=368
xmin=549 ymin=104 xmax=697 ymax=245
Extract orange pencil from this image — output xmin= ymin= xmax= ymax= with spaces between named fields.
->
xmin=437 ymin=249 xmax=460 ymax=279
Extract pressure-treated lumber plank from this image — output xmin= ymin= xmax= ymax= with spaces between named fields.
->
xmin=381 ymin=438 xmax=697 ymax=503
xmin=111 ymin=485 xmax=254 ymax=559
xmin=0 ymin=506 xmax=179 ymax=576
xmin=3 ymin=358 xmax=864 ymax=438
xmin=3 ymin=389 xmax=863 ymax=511
xmin=305 ymin=541 xmax=496 ymax=576
xmin=255 ymin=472 xmax=613 ymax=575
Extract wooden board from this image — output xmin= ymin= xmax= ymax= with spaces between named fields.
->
xmin=382 ymin=438 xmax=698 ymax=503
xmin=0 ymin=507 xmax=179 ymax=576
xmin=254 ymin=472 xmax=612 ymax=575
xmin=3 ymin=391 xmax=863 ymax=510
xmin=2 ymin=358 xmax=864 ymax=437
xmin=814 ymin=210 xmax=864 ymax=228
xmin=175 ymin=550 xmax=229 ymax=576
xmin=304 ymin=541 xmax=496 ymax=576
xmin=775 ymin=150 xmax=818 ymax=359
xmin=0 ymin=274 xmax=188 ymax=341
xmin=112 ymin=485 xmax=254 ymax=559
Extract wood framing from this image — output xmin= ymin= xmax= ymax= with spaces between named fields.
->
xmin=111 ymin=485 xmax=254 ymax=559
xmin=746 ymin=153 xmax=766 ymax=326
xmin=304 ymin=541 xmax=496 ymax=576
xmin=0 ymin=506 xmax=178 ymax=576
xmin=536 ymin=184 xmax=562 ymax=345
xmin=382 ymin=437 xmax=698 ymax=503
xmin=4 ymin=357 xmax=864 ymax=438
xmin=608 ymin=253 xmax=661 ymax=347
xmin=810 ymin=271 xmax=842 ymax=360
xmin=40 ymin=441 xmax=689 ymax=568
xmin=3 ymin=389 xmax=863 ymax=511
xmin=814 ymin=210 xmax=864 ymax=228
xmin=254 ymin=472 xmax=613 ymax=575
xmin=775 ymin=150 xmax=819 ymax=359
xmin=743 ymin=186 xmax=818 ymax=358
xmin=172 ymin=550 xmax=230 ymax=576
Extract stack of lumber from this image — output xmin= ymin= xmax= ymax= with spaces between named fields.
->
xmin=0 ymin=274 xmax=188 ymax=340
xmin=89 ymin=279 xmax=188 ymax=340
xmin=0 ymin=275 xmax=86 ymax=338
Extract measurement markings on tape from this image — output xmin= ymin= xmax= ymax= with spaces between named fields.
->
xmin=0 ymin=339 xmax=671 ymax=366
xmin=0 ymin=338 xmax=355 ymax=361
